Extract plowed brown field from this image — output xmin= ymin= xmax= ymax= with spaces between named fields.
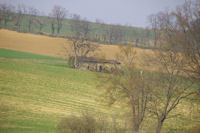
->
xmin=0 ymin=29 xmax=156 ymax=70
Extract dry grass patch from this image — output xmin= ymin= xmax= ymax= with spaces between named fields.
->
xmin=0 ymin=29 xmax=158 ymax=71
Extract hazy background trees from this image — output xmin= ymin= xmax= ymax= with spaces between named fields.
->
xmin=14 ymin=5 xmax=26 ymax=31
xmin=51 ymin=5 xmax=67 ymax=34
xmin=0 ymin=3 xmax=14 ymax=27
xmin=48 ymin=14 xmax=56 ymax=35
xmin=148 ymin=14 xmax=160 ymax=48
xmin=27 ymin=7 xmax=38 ymax=32
xmin=0 ymin=2 xmax=154 ymax=48
xmin=35 ymin=13 xmax=45 ymax=33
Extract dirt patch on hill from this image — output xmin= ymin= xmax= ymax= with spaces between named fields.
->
xmin=0 ymin=29 xmax=67 ymax=57
xmin=0 ymin=29 xmax=156 ymax=71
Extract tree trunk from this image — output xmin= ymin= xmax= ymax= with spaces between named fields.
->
xmin=131 ymin=102 xmax=140 ymax=133
xmin=73 ymin=42 xmax=78 ymax=69
xmin=156 ymin=118 xmax=164 ymax=133
xmin=154 ymin=32 xmax=157 ymax=48
xmin=132 ymin=125 xmax=139 ymax=133
xmin=28 ymin=21 xmax=31 ymax=32
xmin=136 ymin=39 xmax=139 ymax=47
xmin=51 ymin=23 xmax=55 ymax=34
xmin=0 ymin=17 xmax=2 ymax=25
xmin=39 ymin=24 xmax=42 ymax=32
xmin=57 ymin=27 xmax=60 ymax=34
xmin=57 ymin=25 xmax=61 ymax=34
xmin=156 ymin=121 xmax=163 ymax=133
xmin=18 ymin=24 xmax=20 ymax=31
xmin=74 ymin=53 xmax=78 ymax=68
xmin=4 ymin=19 xmax=7 ymax=26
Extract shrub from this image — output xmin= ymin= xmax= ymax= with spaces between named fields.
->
xmin=57 ymin=113 xmax=129 ymax=133
xmin=57 ymin=113 xmax=97 ymax=133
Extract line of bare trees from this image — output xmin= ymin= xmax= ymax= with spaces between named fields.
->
xmin=0 ymin=3 xmax=14 ymax=26
xmin=0 ymin=2 xmax=154 ymax=48
xmin=0 ymin=3 xmax=46 ymax=33
xmin=48 ymin=5 xmax=67 ymax=35
xmin=99 ymin=0 xmax=200 ymax=133
xmin=0 ymin=3 xmax=66 ymax=34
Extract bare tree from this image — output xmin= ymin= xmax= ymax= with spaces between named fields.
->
xmin=148 ymin=14 xmax=161 ymax=48
xmin=100 ymin=23 xmax=108 ymax=43
xmin=70 ymin=14 xmax=98 ymax=68
xmin=113 ymin=25 xmax=124 ymax=44
xmin=148 ymin=49 xmax=196 ymax=133
xmin=48 ymin=13 xmax=56 ymax=35
xmin=34 ymin=11 xmax=46 ymax=33
xmin=14 ymin=5 xmax=26 ymax=31
xmin=99 ymin=45 xmax=151 ymax=133
xmin=148 ymin=1 xmax=200 ymax=132
xmin=135 ymin=38 xmax=139 ymax=47
xmin=51 ymin=5 xmax=67 ymax=34
xmin=171 ymin=0 xmax=200 ymax=87
xmin=142 ymin=27 xmax=152 ymax=48
xmin=0 ymin=3 xmax=14 ymax=26
xmin=27 ymin=7 xmax=38 ymax=32
xmin=151 ymin=0 xmax=200 ymax=87
xmin=106 ymin=25 xmax=123 ymax=44
xmin=34 ymin=12 xmax=45 ymax=33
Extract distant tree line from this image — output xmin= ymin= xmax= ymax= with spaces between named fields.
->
xmin=0 ymin=3 xmax=155 ymax=48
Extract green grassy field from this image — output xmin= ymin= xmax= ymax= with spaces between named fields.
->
xmin=0 ymin=49 xmax=63 ymax=60
xmin=0 ymin=48 xmax=199 ymax=133
xmin=0 ymin=48 xmax=122 ymax=133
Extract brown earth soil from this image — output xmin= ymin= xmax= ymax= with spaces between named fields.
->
xmin=0 ymin=29 xmax=156 ymax=71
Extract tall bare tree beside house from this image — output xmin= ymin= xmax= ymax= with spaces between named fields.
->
xmin=51 ymin=5 xmax=67 ymax=35
xmin=70 ymin=14 xmax=88 ymax=68
xmin=70 ymin=14 xmax=98 ymax=68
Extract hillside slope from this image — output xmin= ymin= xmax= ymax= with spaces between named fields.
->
xmin=0 ymin=49 xmax=123 ymax=132
xmin=0 ymin=29 xmax=156 ymax=71
xmin=0 ymin=49 xmax=199 ymax=133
